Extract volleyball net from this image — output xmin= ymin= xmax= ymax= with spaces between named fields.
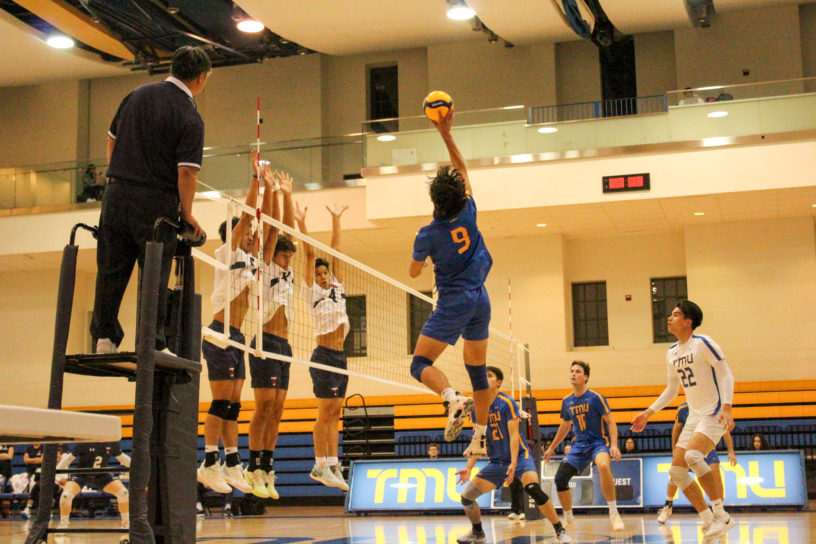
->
xmin=191 ymin=179 xmax=529 ymax=400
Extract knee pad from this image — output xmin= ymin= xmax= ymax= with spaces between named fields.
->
xmin=410 ymin=356 xmax=433 ymax=382
xmin=524 ymin=482 xmax=550 ymax=506
xmin=226 ymin=402 xmax=241 ymax=421
xmin=669 ymin=465 xmax=694 ymax=491
xmin=554 ymin=463 xmax=578 ymax=492
xmin=465 ymin=364 xmax=489 ymax=391
xmin=460 ymin=481 xmax=483 ymax=511
xmin=685 ymin=449 xmax=711 ymax=479
xmin=208 ymin=399 xmax=231 ymax=419
xmin=59 ymin=490 xmax=75 ymax=508
xmin=115 ymin=486 xmax=129 ymax=504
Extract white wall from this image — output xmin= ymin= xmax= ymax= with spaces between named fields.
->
xmin=634 ymin=31 xmax=677 ymax=96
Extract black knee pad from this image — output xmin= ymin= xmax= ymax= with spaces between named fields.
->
xmin=208 ymin=399 xmax=231 ymax=419
xmin=225 ymin=402 xmax=241 ymax=421
xmin=554 ymin=463 xmax=578 ymax=492
xmin=524 ymin=482 xmax=550 ymax=506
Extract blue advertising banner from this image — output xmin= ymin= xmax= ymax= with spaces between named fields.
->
xmin=346 ymin=458 xmax=506 ymax=513
xmin=641 ymin=450 xmax=807 ymax=508
xmin=540 ymin=458 xmax=643 ymax=508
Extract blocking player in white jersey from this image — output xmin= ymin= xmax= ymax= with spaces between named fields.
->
xmin=631 ymin=300 xmax=736 ymax=539
xmin=198 ymin=151 xmax=268 ymax=495
xmin=294 ymin=202 xmax=351 ymax=491
xmin=245 ymin=168 xmax=297 ymax=499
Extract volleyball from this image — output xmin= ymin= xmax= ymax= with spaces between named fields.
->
xmin=423 ymin=90 xmax=453 ymax=123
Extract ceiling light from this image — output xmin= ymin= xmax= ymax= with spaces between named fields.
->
xmin=536 ymin=223 xmax=547 ymax=227
xmin=376 ymin=134 xmax=396 ymax=142
xmin=707 ymin=111 xmax=728 ymax=118
xmin=447 ymin=1 xmax=475 ymax=20
xmin=811 ymin=204 xmax=816 ymax=208
xmin=693 ymin=212 xmax=705 ymax=216
xmin=237 ymin=19 xmax=264 ymax=33
xmin=537 ymin=126 xmax=558 ymax=134
xmin=46 ymin=35 xmax=74 ymax=49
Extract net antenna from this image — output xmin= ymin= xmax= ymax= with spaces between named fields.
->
xmin=509 ymin=278 xmax=531 ymax=419
xmin=254 ymin=96 xmax=264 ymax=358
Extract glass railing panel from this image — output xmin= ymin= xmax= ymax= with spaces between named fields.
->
xmin=666 ymin=77 xmax=815 ymax=106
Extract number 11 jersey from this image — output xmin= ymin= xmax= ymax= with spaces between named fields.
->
xmin=560 ymin=389 xmax=611 ymax=446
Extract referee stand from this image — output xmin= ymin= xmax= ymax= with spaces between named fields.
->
xmin=25 ymin=219 xmax=204 ymax=544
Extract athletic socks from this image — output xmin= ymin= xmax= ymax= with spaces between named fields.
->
xmin=472 ymin=522 xmax=484 ymax=535
xmin=700 ymin=508 xmax=714 ymax=525
xmin=327 ymin=456 xmax=339 ymax=467
xmin=441 ymin=387 xmax=457 ymax=404
xmin=665 ymin=498 xmax=674 ymax=506
xmin=248 ymin=450 xmax=261 ymax=471
xmin=552 ymin=521 xmax=565 ymax=533
xmin=261 ymin=450 xmax=274 ymax=472
xmin=608 ymin=500 xmax=618 ymax=517
xmin=472 ymin=423 xmax=487 ymax=436
xmin=225 ymin=447 xmax=240 ymax=467
xmin=711 ymin=498 xmax=725 ymax=517
xmin=204 ymin=445 xmax=219 ymax=467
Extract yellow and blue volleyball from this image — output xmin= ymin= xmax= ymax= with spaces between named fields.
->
xmin=423 ymin=90 xmax=453 ymax=123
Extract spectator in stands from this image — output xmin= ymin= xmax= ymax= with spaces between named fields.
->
xmin=20 ymin=443 xmax=43 ymax=519
xmin=623 ymin=437 xmax=638 ymax=454
xmin=77 ymin=164 xmax=106 ymax=202
xmin=428 ymin=443 xmax=440 ymax=459
xmin=0 ymin=445 xmax=12 ymax=492
xmin=678 ymin=87 xmax=704 ymax=105
xmin=750 ymin=433 xmax=770 ymax=451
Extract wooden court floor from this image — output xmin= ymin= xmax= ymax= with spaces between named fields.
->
xmin=2 ymin=505 xmax=814 ymax=543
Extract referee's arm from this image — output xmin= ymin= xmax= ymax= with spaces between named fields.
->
xmin=178 ymin=165 xmax=203 ymax=237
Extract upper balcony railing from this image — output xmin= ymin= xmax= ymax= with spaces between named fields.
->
xmin=3 ymin=77 xmax=815 ymax=212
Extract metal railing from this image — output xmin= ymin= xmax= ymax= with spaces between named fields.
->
xmin=528 ymin=94 xmax=668 ymax=124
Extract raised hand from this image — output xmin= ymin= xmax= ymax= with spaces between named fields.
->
xmin=251 ymin=148 xmax=260 ymax=176
xmin=326 ymin=203 xmax=349 ymax=218
xmin=277 ymin=170 xmax=294 ymax=195
xmin=293 ymin=201 xmax=308 ymax=225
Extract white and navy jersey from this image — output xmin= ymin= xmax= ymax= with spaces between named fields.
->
xmin=71 ymin=442 xmax=122 ymax=469
xmin=262 ymin=261 xmax=294 ymax=323
xmin=308 ymin=276 xmax=349 ymax=337
xmin=665 ymin=334 xmax=727 ymax=417
xmin=211 ymin=244 xmax=256 ymax=313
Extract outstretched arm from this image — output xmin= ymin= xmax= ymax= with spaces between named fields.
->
xmin=632 ymin=368 xmax=680 ymax=432
xmin=433 ymin=109 xmax=472 ymax=196
xmin=294 ymin=202 xmax=313 ymax=287
xmin=232 ymin=150 xmax=260 ymax=250
xmin=261 ymin=165 xmax=280 ymax=263
xmin=278 ymin=171 xmax=295 ymax=229
xmin=327 ymin=204 xmax=349 ymax=283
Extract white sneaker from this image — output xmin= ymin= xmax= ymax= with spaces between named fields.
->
xmin=57 ymin=519 xmax=70 ymax=530
xmin=265 ymin=470 xmax=280 ymax=499
xmin=456 ymin=530 xmax=486 ymax=543
xmin=556 ymin=527 xmax=572 ymax=543
xmin=96 ymin=338 xmax=117 ymax=354
xmin=330 ymin=465 xmax=349 ymax=491
xmin=611 ymin=511 xmax=625 ymax=531
xmin=20 ymin=506 xmax=31 ymax=520
xmin=196 ymin=502 xmax=205 ymax=518
xmin=222 ymin=463 xmax=252 ymax=493
xmin=564 ymin=511 xmax=575 ymax=524
xmin=197 ymin=460 xmax=232 ymax=493
xmin=444 ymin=394 xmax=474 ymax=441
xmin=463 ymin=431 xmax=487 ymax=458
xmin=121 ymin=518 xmax=129 ymax=529
xmin=657 ymin=504 xmax=673 ymax=524
xmin=244 ymin=468 xmax=269 ymax=498
xmin=310 ymin=464 xmax=338 ymax=488
xmin=508 ymin=512 xmax=520 ymax=521
xmin=704 ymin=514 xmax=735 ymax=539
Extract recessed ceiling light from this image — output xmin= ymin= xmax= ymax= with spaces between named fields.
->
xmin=537 ymin=126 xmax=558 ymax=134
xmin=693 ymin=212 xmax=705 ymax=216
xmin=376 ymin=134 xmax=396 ymax=142
xmin=707 ymin=111 xmax=728 ymax=118
xmin=237 ymin=19 xmax=264 ymax=33
xmin=812 ymin=203 xmax=816 ymax=208
xmin=46 ymin=35 xmax=74 ymax=49
xmin=447 ymin=5 xmax=475 ymax=20
xmin=536 ymin=223 xmax=547 ymax=227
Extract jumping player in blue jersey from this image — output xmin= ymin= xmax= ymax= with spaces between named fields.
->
xmin=409 ymin=108 xmax=493 ymax=458
xmin=455 ymin=367 xmax=572 ymax=543
xmin=544 ymin=361 xmax=624 ymax=532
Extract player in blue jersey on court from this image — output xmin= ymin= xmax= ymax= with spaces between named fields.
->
xmin=544 ymin=361 xmax=624 ymax=532
xmin=455 ymin=367 xmax=572 ymax=543
xmin=409 ymin=108 xmax=493 ymax=457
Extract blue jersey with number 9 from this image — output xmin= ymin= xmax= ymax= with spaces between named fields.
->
xmin=412 ymin=196 xmax=492 ymax=293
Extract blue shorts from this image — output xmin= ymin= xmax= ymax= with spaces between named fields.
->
xmin=249 ymin=332 xmax=292 ymax=390
xmin=309 ymin=345 xmax=348 ymax=398
xmin=202 ymin=320 xmax=245 ymax=381
xmin=705 ymin=450 xmax=719 ymax=465
xmin=420 ymin=286 xmax=490 ymax=345
xmin=475 ymin=456 xmax=538 ymax=488
xmin=564 ymin=439 xmax=610 ymax=473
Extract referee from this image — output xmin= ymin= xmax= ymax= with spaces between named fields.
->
xmin=91 ymin=45 xmax=210 ymax=354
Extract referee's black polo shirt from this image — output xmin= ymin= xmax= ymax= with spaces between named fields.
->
xmin=106 ymin=76 xmax=204 ymax=195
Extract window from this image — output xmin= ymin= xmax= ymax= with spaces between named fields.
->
xmin=651 ymin=277 xmax=687 ymax=343
xmin=344 ymin=295 xmax=367 ymax=357
xmin=368 ymin=65 xmax=398 ymax=133
xmin=572 ymin=282 xmax=608 ymax=347
xmin=408 ymin=291 xmax=433 ymax=354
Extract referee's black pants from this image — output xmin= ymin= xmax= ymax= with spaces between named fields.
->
xmin=90 ymin=182 xmax=178 ymax=351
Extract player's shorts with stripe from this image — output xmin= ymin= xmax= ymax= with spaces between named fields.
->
xmin=202 ymin=320 xmax=246 ymax=381
xmin=676 ymin=411 xmax=725 ymax=451
xmin=71 ymin=473 xmax=114 ymax=490
xmin=704 ymin=450 xmax=720 ymax=465
xmin=564 ymin=439 xmax=610 ymax=473
xmin=309 ymin=345 xmax=348 ymax=398
xmin=420 ymin=285 xmax=490 ymax=345
xmin=249 ymin=332 xmax=292 ymax=390
xmin=476 ymin=456 xmax=538 ymax=488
